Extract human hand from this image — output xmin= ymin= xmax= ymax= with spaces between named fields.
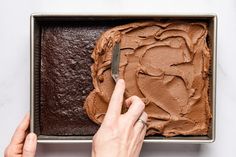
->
xmin=92 ymin=79 xmax=147 ymax=157
xmin=4 ymin=113 xmax=37 ymax=157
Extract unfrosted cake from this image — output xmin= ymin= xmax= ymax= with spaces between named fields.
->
xmin=40 ymin=24 xmax=109 ymax=135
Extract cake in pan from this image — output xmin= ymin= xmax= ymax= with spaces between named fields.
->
xmin=40 ymin=24 xmax=108 ymax=135
xmin=40 ymin=21 xmax=211 ymax=137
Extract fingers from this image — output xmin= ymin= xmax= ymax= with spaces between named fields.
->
xmin=133 ymin=112 xmax=148 ymax=133
xmin=4 ymin=145 xmax=14 ymax=157
xmin=11 ymin=113 xmax=30 ymax=145
xmin=139 ymin=124 xmax=146 ymax=148
xmin=129 ymin=112 xmax=147 ymax=157
xmin=23 ymin=133 xmax=37 ymax=157
xmin=124 ymin=96 xmax=145 ymax=125
xmin=103 ymin=79 xmax=125 ymax=123
xmin=133 ymin=125 xmax=146 ymax=157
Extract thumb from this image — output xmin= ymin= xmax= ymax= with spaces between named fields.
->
xmin=23 ymin=133 xmax=37 ymax=157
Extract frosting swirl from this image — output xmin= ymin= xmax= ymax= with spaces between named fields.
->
xmin=84 ymin=21 xmax=211 ymax=136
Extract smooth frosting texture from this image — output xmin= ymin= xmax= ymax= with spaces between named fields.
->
xmin=84 ymin=21 xmax=212 ymax=136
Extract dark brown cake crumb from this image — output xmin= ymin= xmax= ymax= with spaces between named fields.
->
xmin=40 ymin=23 xmax=110 ymax=135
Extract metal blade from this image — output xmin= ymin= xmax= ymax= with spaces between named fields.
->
xmin=111 ymin=42 xmax=120 ymax=82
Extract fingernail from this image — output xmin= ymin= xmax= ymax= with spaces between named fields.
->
xmin=26 ymin=133 xmax=36 ymax=144
xmin=118 ymin=79 xmax=125 ymax=84
xmin=24 ymin=113 xmax=30 ymax=120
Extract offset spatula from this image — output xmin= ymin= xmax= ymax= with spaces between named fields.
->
xmin=111 ymin=43 xmax=121 ymax=83
xmin=111 ymin=42 xmax=129 ymax=112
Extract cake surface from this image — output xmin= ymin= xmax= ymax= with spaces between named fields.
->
xmin=40 ymin=24 xmax=110 ymax=135
xmin=84 ymin=21 xmax=212 ymax=136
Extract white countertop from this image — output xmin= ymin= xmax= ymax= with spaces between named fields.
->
xmin=1 ymin=0 xmax=236 ymax=156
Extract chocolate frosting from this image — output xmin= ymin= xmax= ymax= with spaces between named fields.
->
xmin=84 ymin=21 xmax=212 ymax=136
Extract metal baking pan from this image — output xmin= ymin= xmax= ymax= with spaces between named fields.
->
xmin=30 ymin=13 xmax=217 ymax=143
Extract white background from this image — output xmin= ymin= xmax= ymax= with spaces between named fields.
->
xmin=0 ymin=0 xmax=236 ymax=156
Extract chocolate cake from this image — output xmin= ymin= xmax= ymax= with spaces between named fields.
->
xmin=40 ymin=21 xmax=211 ymax=137
xmin=84 ymin=22 xmax=212 ymax=137
xmin=40 ymin=23 xmax=111 ymax=135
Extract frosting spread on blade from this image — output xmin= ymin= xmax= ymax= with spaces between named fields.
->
xmin=84 ymin=21 xmax=212 ymax=137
